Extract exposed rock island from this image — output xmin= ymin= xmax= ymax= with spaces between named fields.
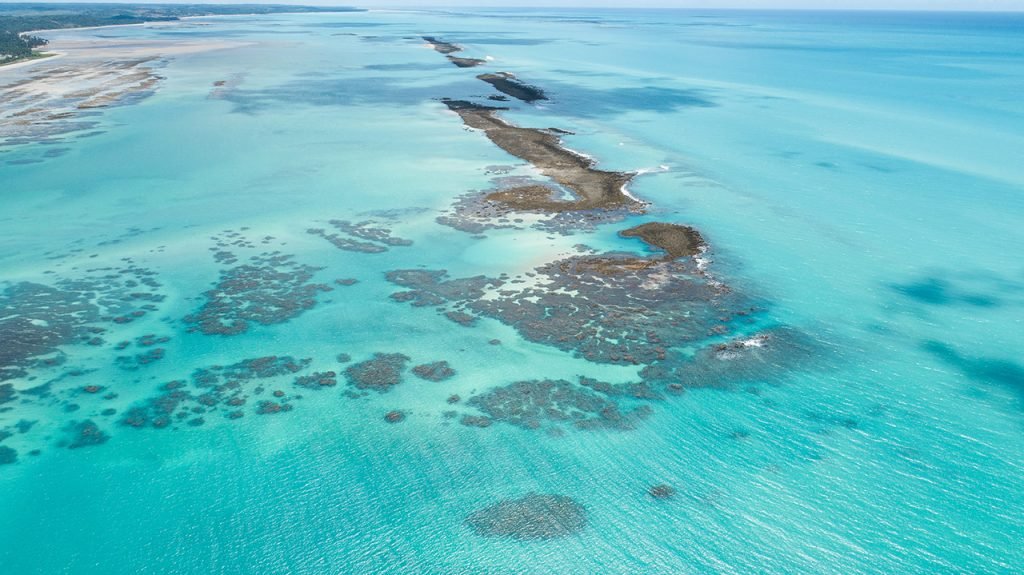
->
xmin=441 ymin=99 xmax=641 ymax=212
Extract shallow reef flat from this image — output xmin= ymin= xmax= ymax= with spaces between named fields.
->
xmin=0 ymin=27 xmax=808 ymax=466
xmin=383 ymin=37 xmax=816 ymax=436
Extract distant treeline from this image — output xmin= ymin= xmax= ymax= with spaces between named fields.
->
xmin=0 ymin=30 xmax=47 ymax=59
xmin=0 ymin=3 xmax=362 ymax=62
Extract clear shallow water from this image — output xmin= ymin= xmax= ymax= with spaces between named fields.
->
xmin=1 ymin=9 xmax=1023 ymax=574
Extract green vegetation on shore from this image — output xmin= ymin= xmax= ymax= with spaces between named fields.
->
xmin=0 ymin=2 xmax=362 ymax=65
xmin=0 ymin=48 xmax=54 ymax=67
xmin=1 ymin=29 xmax=48 ymax=62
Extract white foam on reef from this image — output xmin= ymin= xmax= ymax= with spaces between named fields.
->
xmin=740 ymin=334 xmax=770 ymax=348
xmin=625 ymin=165 xmax=673 ymax=203
xmin=715 ymin=334 xmax=769 ymax=361
xmin=634 ymin=165 xmax=671 ymax=176
xmin=694 ymin=245 xmax=711 ymax=272
xmin=619 ymin=183 xmax=643 ymax=204
xmin=693 ymin=245 xmax=726 ymax=289
xmin=553 ymin=141 xmax=602 ymax=169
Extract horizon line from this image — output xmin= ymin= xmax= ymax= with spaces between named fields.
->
xmin=5 ymin=1 xmax=1024 ymax=13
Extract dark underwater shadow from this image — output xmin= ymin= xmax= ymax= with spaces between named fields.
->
xmin=889 ymin=269 xmax=1024 ymax=309
xmin=222 ymin=75 xmax=484 ymax=114
xmin=535 ymin=81 xmax=717 ymax=118
xmin=923 ymin=340 xmax=1024 ymax=399
xmin=222 ymin=70 xmax=716 ymax=119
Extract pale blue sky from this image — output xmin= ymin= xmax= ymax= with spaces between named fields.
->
xmin=15 ymin=0 xmax=1024 ymax=10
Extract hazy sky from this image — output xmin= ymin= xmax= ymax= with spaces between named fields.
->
xmin=19 ymin=0 xmax=1024 ymax=10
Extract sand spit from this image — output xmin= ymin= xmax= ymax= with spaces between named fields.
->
xmin=442 ymin=99 xmax=641 ymax=212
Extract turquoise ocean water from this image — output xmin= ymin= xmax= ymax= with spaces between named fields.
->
xmin=1 ymin=9 xmax=1023 ymax=574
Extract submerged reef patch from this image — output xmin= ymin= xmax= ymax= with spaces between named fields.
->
xmin=1 ymin=260 xmax=164 ymax=382
xmin=294 ymin=371 xmax=338 ymax=389
xmin=121 ymin=355 xmax=311 ymax=429
xmin=463 ymin=379 xmax=653 ymax=432
xmin=435 ymin=188 xmax=631 ymax=237
xmin=648 ymin=484 xmax=676 ymax=499
xmin=0 ymin=282 xmax=90 ymax=382
xmin=66 ymin=419 xmax=110 ymax=449
xmin=387 ymin=247 xmax=743 ymax=368
xmin=115 ymin=347 xmax=166 ymax=370
xmin=435 ymin=189 xmax=521 ymax=235
xmin=388 ymin=269 xmax=501 ymax=308
xmin=412 ymin=361 xmax=456 ymax=382
xmin=639 ymin=328 xmax=816 ymax=391
xmin=465 ymin=493 xmax=587 ymax=540
xmin=308 ymin=219 xmax=413 ymax=253
xmin=389 ymin=220 xmax=811 ymax=426
xmin=185 ymin=252 xmax=331 ymax=336
xmin=344 ymin=353 xmax=411 ymax=393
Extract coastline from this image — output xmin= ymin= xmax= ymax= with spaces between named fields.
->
xmin=1 ymin=8 xmax=367 ymax=74
xmin=0 ymin=52 xmax=62 ymax=70
xmin=0 ymin=30 xmax=248 ymax=150
xmin=1 ymin=20 xmax=180 ymax=75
